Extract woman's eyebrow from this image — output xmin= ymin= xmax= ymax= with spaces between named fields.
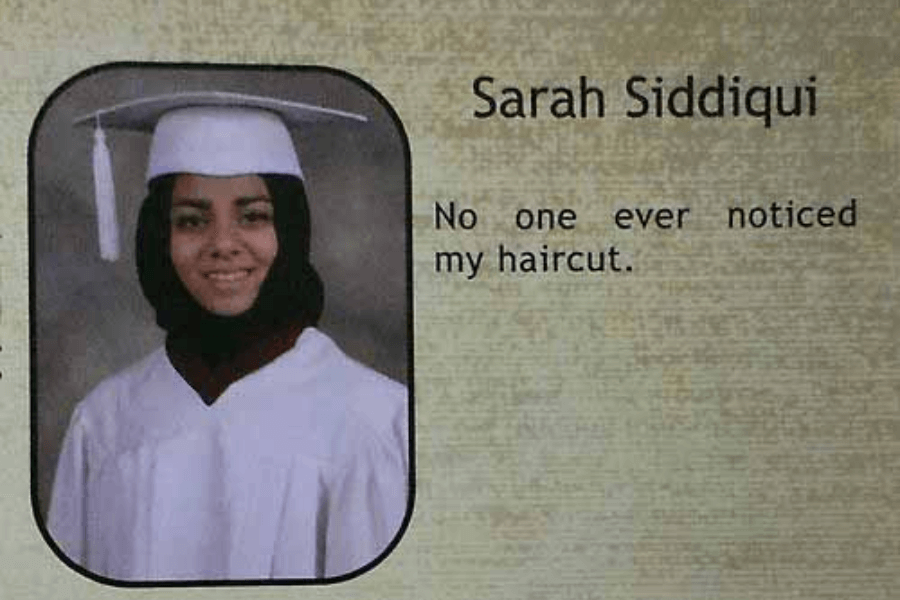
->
xmin=171 ymin=197 xmax=211 ymax=209
xmin=235 ymin=196 xmax=273 ymax=206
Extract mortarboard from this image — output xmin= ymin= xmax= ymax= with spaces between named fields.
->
xmin=74 ymin=91 xmax=367 ymax=261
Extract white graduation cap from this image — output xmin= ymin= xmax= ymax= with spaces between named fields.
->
xmin=74 ymin=91 xmax=368 ymax=261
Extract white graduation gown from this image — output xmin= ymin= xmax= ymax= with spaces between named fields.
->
xmin=48 ymin=328 xmax=408 ymax=581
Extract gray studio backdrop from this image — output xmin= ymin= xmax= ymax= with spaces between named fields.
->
xmin=32 ymin=65 xmax=409 ymax=519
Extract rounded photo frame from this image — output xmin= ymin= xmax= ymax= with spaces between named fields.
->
xmin=29 ymin=62 xmax=414 ymax=586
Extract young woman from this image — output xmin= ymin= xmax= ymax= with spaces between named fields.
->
xmin=47 ymin=94 xmax=409 ymax=582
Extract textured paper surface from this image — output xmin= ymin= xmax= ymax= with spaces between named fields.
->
xmin=3 ymin=1 xmax=899 ymax=598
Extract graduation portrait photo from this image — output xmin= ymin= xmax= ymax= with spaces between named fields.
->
xmin=29 ymin=63 xmax=412 ymax=585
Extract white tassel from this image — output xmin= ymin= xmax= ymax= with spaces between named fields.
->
xmin=92 ymin=122 xmax=119 ymax=261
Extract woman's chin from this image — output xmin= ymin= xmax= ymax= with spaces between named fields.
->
xmin=199 ymin=296 xmax=258 ymax=317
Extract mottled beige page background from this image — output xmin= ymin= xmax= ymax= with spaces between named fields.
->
xmin=2 ymin=1 xmax=899 ymax=599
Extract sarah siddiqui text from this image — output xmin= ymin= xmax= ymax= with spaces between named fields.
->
xmin=472 ymin=74 xmax=816 ymax=128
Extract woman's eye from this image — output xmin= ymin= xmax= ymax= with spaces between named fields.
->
xmin=239 ymin=208 xmax=274 ymax=226
xmin=172 ymin=213 xmax=209 ymax=231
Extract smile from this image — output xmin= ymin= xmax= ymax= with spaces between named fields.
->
xmin=204 ymin=269 xmax=252 ymax=282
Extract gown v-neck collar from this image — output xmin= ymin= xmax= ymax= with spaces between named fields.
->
xmin=165 ymin=319 xmax=309 ymax=405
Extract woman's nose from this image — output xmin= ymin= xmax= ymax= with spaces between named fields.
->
xmin=207 ymin=219 xmax=241 ymax=256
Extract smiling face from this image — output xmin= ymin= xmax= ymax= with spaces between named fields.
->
xmin=169 ymin=174 xmax=278 ymax=316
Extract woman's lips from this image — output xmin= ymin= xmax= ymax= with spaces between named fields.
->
xmin=204 ymin=269 xmax=252 ymax=283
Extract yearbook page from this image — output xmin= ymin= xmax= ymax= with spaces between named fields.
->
xmin=1 ymin=1 xmax=897 ymax=598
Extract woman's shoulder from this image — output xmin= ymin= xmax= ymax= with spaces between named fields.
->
xmin=78 ymin=347 xmax=170 ymax=402
xmin=68 ymin=346 xmax=179 ymax=433
xmin=272 ymin=328 xmax=408 ymax=460
xmin=281 ymin=327 xmax=406 ymax=401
